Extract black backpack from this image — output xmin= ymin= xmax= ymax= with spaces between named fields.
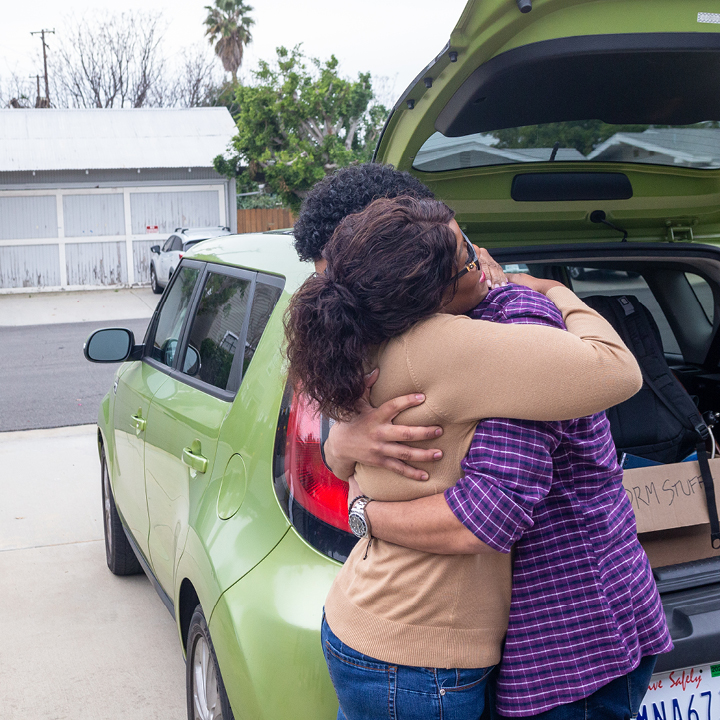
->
xmin=583 ymin=294 xmax=720 ymax=548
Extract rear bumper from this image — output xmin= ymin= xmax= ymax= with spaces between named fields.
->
xmin=656 ymin=580 xmax=720 ymax=673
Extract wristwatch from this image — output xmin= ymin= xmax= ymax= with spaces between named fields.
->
xmin=348 ymin=497 xmax=373 ymax=539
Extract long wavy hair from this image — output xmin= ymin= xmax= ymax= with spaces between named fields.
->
xmin=284 ymin=195 xmax=458 ymax=420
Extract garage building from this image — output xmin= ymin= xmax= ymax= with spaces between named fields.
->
xmin=0 ymin=108 xmax=237 ymax=292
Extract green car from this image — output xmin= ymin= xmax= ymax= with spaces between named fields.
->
xmin=86 ymin=1 xmax=720 ymax=718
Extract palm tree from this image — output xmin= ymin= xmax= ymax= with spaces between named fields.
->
xmin=204 ymin=0 xmax=254 ymax=84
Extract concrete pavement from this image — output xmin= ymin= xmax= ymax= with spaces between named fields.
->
xmin=0 ymin=423 xmax=186 ymax=718
xmin=0 ymin=286 xmax=158 ymax=327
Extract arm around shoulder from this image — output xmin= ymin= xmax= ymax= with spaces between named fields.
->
xmin=407 ymin=297 xmax=641 ymax=423
xmin=545 ymin=285 xmax=643 ymax=402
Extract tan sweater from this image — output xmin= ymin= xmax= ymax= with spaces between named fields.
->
xmin=324 ymin=286 xmax=642 ymax=669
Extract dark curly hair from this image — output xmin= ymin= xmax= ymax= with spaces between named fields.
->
xmin=292 ymin=164 xmax=435 ymax=262
xmin=285 ymin=196 xmax=457 ymax=421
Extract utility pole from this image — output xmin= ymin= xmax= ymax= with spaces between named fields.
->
xmin=29 ymin=74 xmax=46 ymax=108
xmin=30 ymin=29 xmax=55 ymax=107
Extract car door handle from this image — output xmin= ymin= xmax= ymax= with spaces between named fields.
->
xmin=131 ymin=412 xmax=146 ymax=435
xmin=182 ymin=440 xmax=208 ymax=474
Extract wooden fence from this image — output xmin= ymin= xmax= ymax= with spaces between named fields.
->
xmin=236 ymin=208 xmax=295 ymax=234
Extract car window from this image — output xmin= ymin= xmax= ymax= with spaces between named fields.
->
xmin=686 ymin=273 xmax=715 ymax=324
xmin=181 ymin=271 xmax=252 ymax=391
xmin=569 ymin=267 xmax=681 ymax=355
xmin=183 ymin=239 xmax=202 ymax=251
xmin=162 ymin=236 xmax=175 ymax=252
xmin=501 ymin=263 xmax=529 ymax=274
xmin=150 ymin=266 xmax=200 ymax=367
xmin=243 ymin=282 xmax=282 ymax=375
xmin=171 ymin=236 xmax=183 ymax=252
xmin=414 ymin=124 xmax=720 ymax=172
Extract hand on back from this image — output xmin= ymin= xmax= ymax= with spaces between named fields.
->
xmin=477 ymin=247 xmax=508 ymax=289
xmin=324 ymin=369 xmax=443 ymax=482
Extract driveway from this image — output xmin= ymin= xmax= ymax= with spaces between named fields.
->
xmin=0 ymin=424 xmax=186 ymax=720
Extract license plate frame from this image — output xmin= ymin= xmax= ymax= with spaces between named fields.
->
xmin=639 ymin=662 xmax=720 ymax=720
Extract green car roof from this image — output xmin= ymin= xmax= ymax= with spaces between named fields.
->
xmin=185 ymin=231 xmax=313 ymax=294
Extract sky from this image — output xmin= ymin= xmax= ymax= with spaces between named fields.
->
xmin=1 ymin=0 xmax=469 ymax=105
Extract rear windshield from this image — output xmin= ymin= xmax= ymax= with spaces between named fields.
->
xmin=413 ymin=122 xmax=720 ymax=172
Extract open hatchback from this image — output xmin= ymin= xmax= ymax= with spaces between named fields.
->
xmin=375 ymin=1 xmax=720 ymax=718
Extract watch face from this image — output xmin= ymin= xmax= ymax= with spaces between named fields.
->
xmin=348 ymin=512 xmax=367 ymax=538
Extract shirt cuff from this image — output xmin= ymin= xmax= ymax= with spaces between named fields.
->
xmin=444 ymin=480 xmax=534 ymax=553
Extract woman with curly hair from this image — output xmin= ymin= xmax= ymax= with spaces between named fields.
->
xmin=284 ymin=195 xmax=642 ymax=720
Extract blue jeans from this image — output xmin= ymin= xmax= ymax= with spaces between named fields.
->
xmin=526 ymin=655 xmax=658 ymax=720
xmin=321 ymin=616 xmax=494 ymax=720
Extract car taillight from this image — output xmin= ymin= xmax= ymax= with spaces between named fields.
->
xmin=178 ymin=253 xmax=184 ymax=259
xmin=286 ymin=393 xmax=350 ymax=530
xmin=273 ymin=386 xmax=357 ymax=562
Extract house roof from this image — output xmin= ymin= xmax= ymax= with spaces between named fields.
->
xmin=0 ymin=108 xmax=238 ymax=172
xmin=587 ymin=128 xmax=720 ymax=166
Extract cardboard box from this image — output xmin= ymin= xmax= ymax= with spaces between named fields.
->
xmin=640 ymin=524 xmax=720 ymax=568
xmin=622 ymin=458 xmax=720 ymax=567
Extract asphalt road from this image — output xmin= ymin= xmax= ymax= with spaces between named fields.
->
xmin=0 ymin=318 xmax=151 ymax=432
xmin=0 ymin=272 xmax=710 ymax=433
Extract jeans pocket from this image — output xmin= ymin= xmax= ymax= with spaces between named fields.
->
xmin=438 ymin=666 xmax=495 ymax=720
xmin=443 ymin=666 xmax=495 ymax=692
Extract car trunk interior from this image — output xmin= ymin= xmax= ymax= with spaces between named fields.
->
xmin=483 ymin=241 xmax=720 ymax=670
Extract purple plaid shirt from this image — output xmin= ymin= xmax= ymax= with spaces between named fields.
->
xmin=445 ymin=285 xmax=672 ymax=717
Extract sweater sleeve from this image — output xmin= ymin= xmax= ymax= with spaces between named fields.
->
xmin=405 ymin=286 xmax=642 ymax=423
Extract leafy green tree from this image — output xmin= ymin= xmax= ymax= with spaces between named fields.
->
xmin=204 ymin=0 xmax=254 ymax=84
xmin=206 ymin=79 xmax=241 ymax=116
xmin=214 ymin=46 xmax=388 ymax=211
xmin=236 ymin=191 xmax=284 ymax=209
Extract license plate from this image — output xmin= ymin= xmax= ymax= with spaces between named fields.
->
xmin=638 ymin=662 xmax=720 ymax=720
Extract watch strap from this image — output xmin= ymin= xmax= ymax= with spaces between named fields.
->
xmin=348 ymin=494 xmax=367 ymax=514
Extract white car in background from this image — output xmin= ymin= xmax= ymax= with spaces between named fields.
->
xmin=149 ymin=226 xmax=231 ymax=294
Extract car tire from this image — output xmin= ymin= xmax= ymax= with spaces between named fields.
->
xmin=186 ymin=605 xmax=235 ymax=720
xmin=150 ymin=265 xmax=163 ymax=294
xmin=101 ymin=446 xmax=142 ymax=576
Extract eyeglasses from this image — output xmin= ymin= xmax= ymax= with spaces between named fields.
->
xmin=447 ymin=231 xmax=481 ymax=285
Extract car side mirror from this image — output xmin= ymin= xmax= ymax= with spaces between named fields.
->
xmin=84 ymin=328 xmax=141 ymax=363
xmin=150 ymin=245 xmax=161 ymax=254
